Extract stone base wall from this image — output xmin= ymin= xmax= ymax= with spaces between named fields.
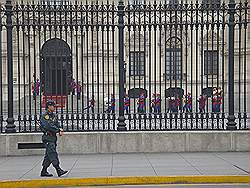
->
xmin=0 ymin=131 xmax=250 ymax=156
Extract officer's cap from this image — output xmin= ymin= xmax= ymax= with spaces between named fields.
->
xmin=46 ymin=100 xmax=56 ymax=108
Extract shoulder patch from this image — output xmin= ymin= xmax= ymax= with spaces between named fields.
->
xmin=44 ymin=115 xmax=49 ymax=120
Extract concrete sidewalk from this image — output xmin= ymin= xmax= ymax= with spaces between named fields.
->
xmin=0 ymin=152 xmax=249 ymax=181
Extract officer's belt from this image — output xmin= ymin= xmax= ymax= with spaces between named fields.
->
xmin=44 ymin=131 xmax=55 ymax=136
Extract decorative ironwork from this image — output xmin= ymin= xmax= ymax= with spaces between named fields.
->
xmin=0 ymin=0 xmax=249 ymax=133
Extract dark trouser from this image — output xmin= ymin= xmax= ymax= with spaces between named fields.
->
xmin=199 ymin=107 xmax=205 ymax=113
xmin=212 ymin=105 xmax=217 ymax=113
xmin=124 ymin=106 xmax=129 ymax=114
xmin=216 ymin=104 xmax=221 ymax=112
xmin=42 ymin=142 xmax=60 ymax=168
xmin=183 ymin=104 xmax=188 ymax=112
xmin=77 ymin=92 xmax=80 ymax=100
xmin=154 ymin=106 xmax=161 ymax=113
xmin=138 ymin=105 xmax=145 ymax=113
xmin=33 ymin=91 xmax=36 ymax=100
xmin=172 ymin=107 xmax=178 ymax=113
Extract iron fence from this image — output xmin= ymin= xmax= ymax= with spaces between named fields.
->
xmin=0 ymin=0 xmax=249 ymax=132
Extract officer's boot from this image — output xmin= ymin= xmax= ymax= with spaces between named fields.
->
xmin=55 ymin=165 xmax=68 ymax=177
xmin=40 ymin=166 xmax=53 ymax=177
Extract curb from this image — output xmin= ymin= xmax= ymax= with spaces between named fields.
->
xmin=0 ymin=175 xmax=250 ymax=188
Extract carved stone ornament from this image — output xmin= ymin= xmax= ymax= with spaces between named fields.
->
xmin=159 ymin=29 xmax=190 ymax=56
xmin=125 ymin=31 xmax=149 ymax=56
xmin=199 ymin=30 xmax=225 ymax=54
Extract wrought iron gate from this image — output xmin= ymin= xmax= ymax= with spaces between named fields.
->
xmin=0 ymin=0 xmax=249 ymax=132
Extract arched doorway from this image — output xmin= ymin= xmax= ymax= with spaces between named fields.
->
xmin=40 ymin=38 xmax=72 ymax=96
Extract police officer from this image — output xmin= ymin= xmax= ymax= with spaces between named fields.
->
xmin=40 ymin=100 xmax=68 ymax=177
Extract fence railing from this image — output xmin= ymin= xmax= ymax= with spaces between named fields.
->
xmin=0 ymin=0 xmax=249 ymax=132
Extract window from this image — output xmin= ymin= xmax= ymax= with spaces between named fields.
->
xmin=129 ymin=51 xmax=145 ymax=77
xmin=202 ymin=0 xmax=221 ymax=8
xmin=41 ymin=0 xmax=69 ymax=5
xmin=204 ymin=50 xmax=218 ymax=75
xmin=169 ymin=0 xmax=179 ymax=5
xmin=129 ymin=0 xmax=143 ymax=5
xmin=165 ymin=37 xmax=182 ymax=80
xmin=168 ymin=0 xmax=179 ymax=10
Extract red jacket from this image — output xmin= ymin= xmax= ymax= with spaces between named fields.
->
xmin=124 ymin=98 xmax=130 ymax=107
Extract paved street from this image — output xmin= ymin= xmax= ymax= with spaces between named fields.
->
xmin=0 ymin=152 xmax=249 ymax=181
xmin=68 ymin=184 xmax=250 ymax=188
xmin=67 ymin=184 xmax=250 ymax=188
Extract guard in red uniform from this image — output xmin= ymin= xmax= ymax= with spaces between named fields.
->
xmin=153 ymin=93 xmax=161 ymax=113
xmin=89 ymin=96 xmax=95 ymax=113
xmin=217 ymin=95 xmax=223 ymax=113
xmin=187 ymin=92 xmax=192 ymax=112
xmin=212 ymin=95 xmax=218 ymax=113
xmin=76 ymin=82 xmax=82 ymax=100
xmin=171 ymin=96 xmax=178 ymax=113
xmin=198 ymin=94 xmax=206 ymax=113
xmin=137 ymin=93 xmax=145 ymax=113
xmin=150 ymin=97 xmax=155 ymax=113
xmin=111 ymin=94 xmax=115 ymax=113
xmin=124 ymin=94 xmax=130 ymax=114
xmin=175 ymin=96 xmax=181 ymax=112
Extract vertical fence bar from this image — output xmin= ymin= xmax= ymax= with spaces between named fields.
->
xmin=221 ymin=2 xmax=226 ymax=128
xmin=211 ymin=5 xmax=215 ymax=129
xmin=111 ymin=1 xmax=115 ymax=129
xmin=101 ymin=2 xmax=105 ymax=129
xmin=75 ymin=2 xmax=79 ymax=131
xmin=158 ymin=3 xmax=162 ymax=130
xmin=143 ymin=2 xmax=147 ymax=129
xmin=184 ymin=3 xmax=188 ymax=129
xmin=226 ymin=0 xmax=237 ymax=130
xmin=38 ymin=3 xmax=42 ymax=117
xmin=96 ymin=2 xmax=100 ymax=129
xmin=138 ymin=3 xmax=142 ymax=130
xmin=91 ymin=2 xmax=94 ymax=129
xmin=195 ymin=1 xmax=198 ymax=129
xmin=127 ymin=3 xmax=131 ymax=130
xmin=32 ymin=3 xmax=37 ymax=131
xmin=117 ymin=0 xmax=126 ymax=131
xmin=5 ymin=0 xmax=16 ymax=133
xmin=0 ymin=3 xmax=3 ymax=133
xmin=27 ymin=5 xmax=32 ymax=131
xmin=22 ymin=4 xmax=27 ymax=132
xmin=153 ymin=1 xmax=157 ymax=130
xmin=243 ymin=1 xmax=248 ymax=129
xmin=70 ymin=3 xmax=74 ymax=130
xmin=237 ymin=2 xmax=242 ymax=128
xmin=106 ymin=3 xmax=110 ymax=129
xmin=148 ymin=2 xmax=152 ymax=130
xmin=133 ymin=4 xmax=136 ymax=129
xmin=80 ymin=2 xmax=83 ymax=130
xmin=200 ymin=4 xmax=204 ymax=129
xmin=86 ymin=1 xmax=90 ymax=130
xmin=179 ymin=1 xmax=183 ymax=129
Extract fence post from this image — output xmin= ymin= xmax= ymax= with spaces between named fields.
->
xmin=226 ymin=0 xmax=237 ymax=130
xmin=117 ymin=0 xmax=127 ymax=131
xmin=5 ymin=0 xmax=15 ymax=133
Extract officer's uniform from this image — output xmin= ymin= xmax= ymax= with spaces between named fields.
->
xmin=137 ymin=94 xmax=145 ymax=113
xmin=40 ymin=111 xmax=61 ymax=168
xmin=40 ymin=100 xmax=67 ymax=177
xmin=124 ymin=96 xmax=130 ymax=114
